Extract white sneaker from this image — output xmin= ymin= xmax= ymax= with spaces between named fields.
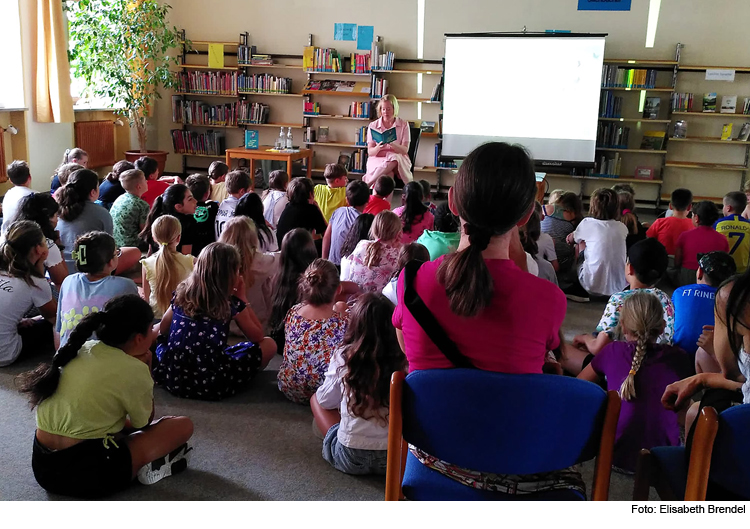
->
xmin=137 ymin=443 xmax=193 ymax=485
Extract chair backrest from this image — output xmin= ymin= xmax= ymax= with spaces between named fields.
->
xmin=400 ymin=369 xmax=612 ymax=476
xmin=407 ymin=127 xmax=421 ymax=172
xmin=709 ymin=404 xmax=750 ymax=498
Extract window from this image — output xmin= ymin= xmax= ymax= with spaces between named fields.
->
xmin=0 ymin=0 xmax=25 ymax=109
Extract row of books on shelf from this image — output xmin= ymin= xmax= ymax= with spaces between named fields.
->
xmin=429 ymin=79 xmax=443 ymax=102
xmin=350 ymin=53 xmax=373 ymax=74
xmin=303 ymin=101 xmax=321 ymax=115
xmin=601 ymin=66 xmax=660 ymax=89
xmin=171 ymin=97 xmax=238 ymax=126
xmin=238 ymin=74 xmax=292 ymax=94
xmin=303 ymin=80 xmax=371 ymax=94
xmin=350 ymin=101 xmax=372 ymax=119
xmin=171 ymin=129 xmax=226 ymax=156
xmin=432 ymin=143 xmax=457 ymax=168
xmin=596 ymin=123 xmax=630 ymax=149
xmin=347 ymin=150 xmax=367 ymax=173
xmin=354 ymin=126 xmax=368 ymax=146
xmin=245 ymin=54 xmax=273 ymax=66
xmin=238 ymin=102 xmax=270 ymax=125
xmin=371 ymin=52 xmax=395 ymax=71
xmin=371 ymin=78 xmax=389 ymax=99
xmin=595 ymin=153 xmax=622 ymax=177
xmin=672 ymin=93 xmax=750 ymax=114
xmin=599 ymin=93 xmax=623 ymax=118
xmin=303 ymin=47 xmax=346 ymax=73
xmin=177 ymin=71 xmax=237 ymax=95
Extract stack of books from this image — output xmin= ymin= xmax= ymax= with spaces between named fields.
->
xmin=171 ymin=96 xmax=238 ymax=126
xmin=601 ymin=66 xmax=658 ymax=88
xmin=249 ymin=54 xmax=274 ymax=66
xmin=303 ymin=101 xmax=321 ymax=115
xmin=370 ymin=41 xmax=394 ymax=71
xmin=238 ymin=74 xmax=292 ymax=94
xmin=177 ymin=71 xmax=237 ymax=95
xmin=171 ymin=129 xmax=226 ymax=156
xmin=237 ymin=101 xmax=270 ymax=124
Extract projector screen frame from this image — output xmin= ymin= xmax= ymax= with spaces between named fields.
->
xmin=440 ymin=31 xmax=608 ymax=171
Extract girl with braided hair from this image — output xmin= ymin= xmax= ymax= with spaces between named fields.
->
xmin=579 ymin=291 xmax=692 ymax=473
xmin=16 ymin=294 xmax=194 ymax=497
xmin=340 ymin=210 xmax=402 ymax=293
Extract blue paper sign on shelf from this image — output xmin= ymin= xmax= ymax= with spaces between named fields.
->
xmin=357 ymin=25 xmax=374 ymax=50
xmin=334 ymin=23 xmax=357 ymax=41
xmin=245 ymin=130 xmax=259 ymax=150
xmin=578 ymin=0 xmax=631 ymax=11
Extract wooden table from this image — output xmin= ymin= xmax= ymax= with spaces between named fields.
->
xmin=225 ymin=146 xmax=313 ymax=185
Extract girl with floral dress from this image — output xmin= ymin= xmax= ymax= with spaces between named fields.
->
xmin=340 ymin=210 xmax=402 ymax=293
xmin=154 ymin=242 xmax=277 ymax=400
xmin=278 ymin=259 xmax=349 ymax=404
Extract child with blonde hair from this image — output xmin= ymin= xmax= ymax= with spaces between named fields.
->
xmin=154 ymin=242 xmax=276 ymax=400
xmin=542 ymin=188 xmax=566 ymax=218
xmin=219 ymin=216 xmax=280 ymax=329
xmin=312 ymin=293 xmax=408 ymax=475
xmin=578 ymin=291 xmax=692 ymax=473
xmin=278 ymin=258 xmax=348 ymax=404
xmin=140 ymin=215 xmax=194 ymax=320
xmin=341 ymin=210 xmax=402 ymax=293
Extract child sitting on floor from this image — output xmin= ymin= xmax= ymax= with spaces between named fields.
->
xmin=275 ymin=177 xmax=328 ymax=250
xmin=311 ymin=293 xmax=408 ymax=475
xmin=185 ymin=173 xmax=218 ymax=256
xmin=215 ymin=170 xmax=252 ymax=240
xmin=323 ymin=180 xmax=371 ymax=266
xmin=51 ymin=149 xmax=88 ymax=193
xmin=541 ymin=191 xmax=581 ymax=274
xmin=208 ymin=161 xmax=230 ymax=203
xmin=136 ymin=156 xmax=170 ymax=208
xmin=140 ymin=184 xmax=198 ymax=256
xmin=520 ymin=204 xmax=557 ymax=285
xmin=314 ymin=163 xmax=349 ymax=223
xmin=565 ymin=188 xmax=628 ymax=302
xmin=714 ymin=191 xmax=750 ymax=274
xmin=578 ymin=291 xmax=693 ymax=473
xmin=363 ymin=176 xmax=394 ymax=216
xmin=564 ymin=238 xmax=673 ymax=373
xmin=154 ymin=242 xmax=276 ymax=400
xmin=97 ymin=160 xmax=134 ymax=210
xmin=17 ymin=295 xmax=194 ymax=497
xmin=234 ymin=192 xmax=279 ymax=253
xmin=618 ymin=191 xmax=646 ymax=250
xmin=542 ymin=188 xmax=566 ymax=218
xmin=140 ymin=215 xmax=194 ymax=320
xmin=57 ymin=231 xmax=138 ymax=346
xmin=110 ymin=169 xmax=150 ymax=250
xmin=416 ymin=202 xmax=460 ymax=261
xmin=672 ymin=251 xmax=735 ymax=367
xmin=261 ymin=170 xmax=289 ymax=229
xmin=672 ymin=200 xmax=728 ymax=287
xmin=340 ymin=214 xmax=374 ymax=262
xmin=393 ymin=181 xmax=434 ymax=244
xmin=341 ymin=210 xmax=403 ymax=293
xmin=646 ymin=188 xmax=694 ymax=256
xmin=419 ymin=179 xmax=437 ymax=215
xmin=382 ymin=242 xmax=430 ymax=305
xmin=278 ymin=258 xmax=349 ymax=404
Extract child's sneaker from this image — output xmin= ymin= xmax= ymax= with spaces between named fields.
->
xmin=137 ymin=443 xmax=193 ymax=485
xmin=563 ymin=283 xmax=590 ymax=303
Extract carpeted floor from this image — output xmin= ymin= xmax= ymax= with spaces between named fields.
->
xmin=0 ymin=296 xmax=660 ymax=501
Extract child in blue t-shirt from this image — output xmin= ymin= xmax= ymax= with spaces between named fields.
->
xmin=672 ymin=252 xmax=736 ymax=369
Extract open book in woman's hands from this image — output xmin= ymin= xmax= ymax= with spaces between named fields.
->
xmin=371 ymin=127 xmax=397 ymax=144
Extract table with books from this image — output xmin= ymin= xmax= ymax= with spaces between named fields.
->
xmin=225 ymin=147 xmax=313 ymax=184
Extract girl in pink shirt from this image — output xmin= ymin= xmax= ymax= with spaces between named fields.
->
xmin=341 ymin=211 xmax=402 ymax=293
xmin=392 ymin=181 xmax=434 ymax=244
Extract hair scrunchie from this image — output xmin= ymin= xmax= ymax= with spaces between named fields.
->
xmin=465 ymin=224 xmax=492 ymax=252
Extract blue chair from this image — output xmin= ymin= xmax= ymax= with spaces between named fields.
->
xmin=634 ymin=404 xmax=750 ymax=500
xmin=385 ymin=369 xmax=621 ymax=501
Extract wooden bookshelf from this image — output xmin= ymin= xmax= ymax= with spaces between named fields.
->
xmin=414 ymin=166 xmax=456 ymax=173
xmin=596 ymin=148 xmax=668 ymax=154
xmin=174 ymin=92 xmax=238 ymax=98
xmin=662 ymin=194 xmax=723 ymax=204
xmin=604 ymin=59 xmax=679 ymax=67
xmin=374 ymin=69 xmax=442 ymax=75
xmin=601 ymin=87 xmax=675 ymax=92
xmin=304 ymin=142 xmax=367 ymax=149
xmin=669 ymin=137 xmax=750 ymax=145
xmin=547 ymin=174 xmax=664 ymax=185
xmin=302 ymin=90 xmax=371 ymax=98
xmin=173 ymin=122 xmax=236 ymax=128
xmin=242 ymin=122 xmax=305 ymax=129
xmin=599 ymin=117 xmax=671 ymax=124
xmin=395 ymin=98 xmax=440 ymax=103
xmin=174 ymin=122 xmax=305 ymax=129
xmin=238 ymin=92 xmax=303 ymax=97
xmin=307 ymin=71 xmax=372 ymax=77
xmin=678 ymin=65 xmax=750 ymax=73
xmin=672 ymin=112 xmax=750 ymax=119
xmin=304 ymin=115 xmax=371 ymax=121
xmin=665 ymin=161 xmax=747 ymax=171
xmin=421 ymin=132 xmax=439 ymax=137
xmin=178 ymin=64 xmax=239 ymax=71
xmin=182 ymin=40 xmax=239 ymax=47
xmin=239 ymin=64 xmax=302 ymax=70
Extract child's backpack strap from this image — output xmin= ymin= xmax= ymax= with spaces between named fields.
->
xmin=403 ymin=260 xmax=475 ymax=369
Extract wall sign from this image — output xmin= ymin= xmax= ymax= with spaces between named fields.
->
xmin=578 ymin=0 xmax=632 ymax=11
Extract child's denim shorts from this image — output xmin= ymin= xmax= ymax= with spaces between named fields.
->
xmin=322 ymin=424 xmax=387 ymax=475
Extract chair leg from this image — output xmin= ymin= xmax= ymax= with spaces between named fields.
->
xmin=633 ymin=449 xmax=653 ymax=500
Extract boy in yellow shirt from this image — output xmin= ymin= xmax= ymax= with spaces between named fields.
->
xmin=314 ymin=163 xmax=348 ymax=222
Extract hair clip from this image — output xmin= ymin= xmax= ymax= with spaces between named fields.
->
xmin=71 ymin=245 xmax=87 ymax=265
xmin=160 ymin=242 xmax=169 ymax=246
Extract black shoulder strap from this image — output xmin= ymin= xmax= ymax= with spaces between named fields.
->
xmin=403 ymin=260 xmax=475 ymax=369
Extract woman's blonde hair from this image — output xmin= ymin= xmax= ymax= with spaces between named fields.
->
xmin=219 ymin=216 xmax=259 ymax=288
xmin=548 ymin=189 xmax=566 ymax=205
xmin=364 ymin=210 xmax=402 ymax=268
xmin=618 ymin=291 xmax=665 ymax=401
xmin=151 ymin=215 xmax=183 ymax=314
xmin=377 ymin=94 xmax=399 ymax=117
xmin=175 ymin=242 xmax=241 ymax=321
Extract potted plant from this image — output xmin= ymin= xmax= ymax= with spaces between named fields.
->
xmin=66 ymin=0 xmax=184 ymax=173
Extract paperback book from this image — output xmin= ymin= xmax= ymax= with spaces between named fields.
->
xmin=703 ymin=93 xmax=717 ymax=113
xmin=737 ymin=123 xmax=750 ymax=142
xmin=673 ymin=120 xmax=688 ymax=139
xmin=721 ymin=123 xmax=734 ymax=141
xmin=640 ymin=131 xmax=666 ymax=150
xmin=371 ymin=127 xmax=397 ymax=144
xmin=643 ymin=97 xmax=661 ymax=119
xmin=721 ymin=95 xmax=738 ymax=113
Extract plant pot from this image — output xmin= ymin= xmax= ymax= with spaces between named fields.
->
xmin=124 ymin=150 xmax=169 ymax=176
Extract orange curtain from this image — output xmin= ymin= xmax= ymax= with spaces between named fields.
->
xmin=33 ymin=0 xmax=74 ymax=123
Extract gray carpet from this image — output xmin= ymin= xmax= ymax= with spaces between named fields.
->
xmin=0 ymin=296 xmax=660 ymax=501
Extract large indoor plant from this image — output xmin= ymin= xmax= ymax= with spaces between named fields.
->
xmin=66 ymin=0 xmax=183 ymax=171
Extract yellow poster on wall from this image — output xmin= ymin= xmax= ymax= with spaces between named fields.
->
xmin=208 ymin=44 xmax=225 ymax=68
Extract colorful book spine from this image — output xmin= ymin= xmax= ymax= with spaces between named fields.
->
xmin=303 ymin=101 xmax=320 ymax=115
xmin=177 ymin=71 xmax=238 ymax=95
xmin=171 ymin=129 xmax=226 ymax=156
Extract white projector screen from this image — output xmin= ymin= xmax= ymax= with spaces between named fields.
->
xmin=441 ymin=35 xmax=606 ymax=165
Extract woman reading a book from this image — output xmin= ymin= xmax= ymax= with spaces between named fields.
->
xmin=363 ymin=95 xmax=412 ymax=186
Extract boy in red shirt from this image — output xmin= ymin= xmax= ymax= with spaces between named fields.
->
xmin=646 ymin=188 xmax=694 ymax=255
xmin=363 ymin=176 xmax=394 ymax=215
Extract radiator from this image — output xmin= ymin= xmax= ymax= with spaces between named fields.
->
xmin=74 ymin=120 xmax=116 ymax=169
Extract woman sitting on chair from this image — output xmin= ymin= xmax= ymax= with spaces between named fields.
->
xmin=363 ymin=95 xmax=412 ymax=186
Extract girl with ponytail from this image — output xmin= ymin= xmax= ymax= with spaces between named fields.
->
xmin=97 ymin=160 xmax=135 ymax=210
xmin=51 ymin=149 xmax=88 ymax=193
xmin=154 ymin=242 xmax=277 ymax=400
xmin=393 ymin=180 xmax=434 ymax=244
xmin=278 ymin=258 xmax=349 ymax=404
xmin=579 ymin=291 xmax=692 ymax=473
xmin=140 ymin=215 xmax=194 ymax=320
xmin=341 ymin=210 xmax=402 ymax=293
xmin=140 ymin=184 xmax=198 ymax=257
xmin=0 ymin=221 xmax=57 ymax=366
xmin=16 ymin=294 xmax=194 ymax=498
